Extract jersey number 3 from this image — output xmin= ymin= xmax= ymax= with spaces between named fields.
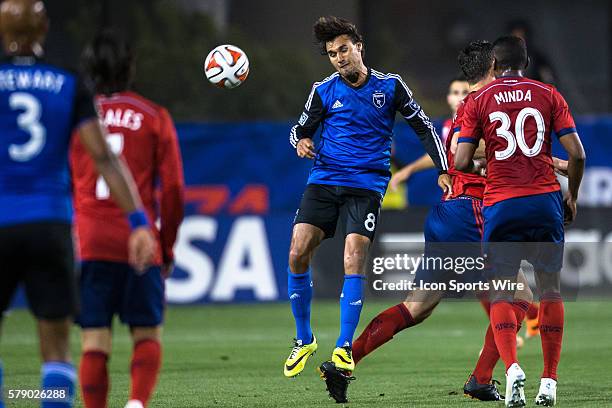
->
xmin=96 ymin=133 xmax=124 ymax=199
xmin=9 ymin=92 xmax=46 ymax=162
xmin=489 ymin=107 xmax=545 ymax=160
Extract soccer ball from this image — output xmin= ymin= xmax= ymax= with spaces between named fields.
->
xmin=204 ymin=44 xmax=249 ymax=89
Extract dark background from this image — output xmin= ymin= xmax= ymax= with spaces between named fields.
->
xmin=31 ymin=0 xmax=610 ymax=120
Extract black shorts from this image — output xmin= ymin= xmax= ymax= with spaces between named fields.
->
xmin=294 ymin=184 xmax=382 ymax=240
xmin=0 ymin=222 xmax=78 ymax=320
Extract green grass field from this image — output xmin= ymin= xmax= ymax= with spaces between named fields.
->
xmin=1 ymin=300 xmax=611 ymax=407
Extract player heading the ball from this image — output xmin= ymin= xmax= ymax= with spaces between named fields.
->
xmin=283 ymin=15 xmax=448 ymax=403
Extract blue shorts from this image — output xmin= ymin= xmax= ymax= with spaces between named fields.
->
xmin=415 ymin=197 xmax=485 ymax=289
xmin=77 ymin=261 xmax=164 ymax=328
xmin=483 ymin=191 xmax=564 ymax=278
xmin=424 ymin=196 xmax=483 ymax=243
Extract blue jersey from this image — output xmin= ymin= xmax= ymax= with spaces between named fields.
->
xmin=290 ymin=68 xmax=448 ymax=195
xmin=0 ymin=57 xmax=96 ymax=226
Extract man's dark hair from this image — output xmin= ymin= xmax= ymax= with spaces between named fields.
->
xmin=313 ymin=16 xmax=363 ymax=56
xmin=493 ymin=35 xmax=528 ymax=72
xmin=81 ymin=29 xmax=133 ymax=95
xmin=457 ymin=40 xmax=494 ymax=84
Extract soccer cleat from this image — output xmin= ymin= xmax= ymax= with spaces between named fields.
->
xmin=318 ymin=361 xmax=355 ymax=403
xmin=525 ymin=317 xmax=540 ymax=339
xmin=284 ymin=336 xmax=317 ymax=378
xmin=505 ymin=363 xmax=526 ymax=407
xmin=331 ymin=346 xmax=355 ymax=371
xmin=535 ymin=378 xmax=557 ymax=406
xmin=124 ymin=400 xmax=144 ymax=408
xmin=463 ymin=374 xmax=504 ymax=401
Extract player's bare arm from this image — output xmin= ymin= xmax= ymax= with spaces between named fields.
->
xmin=558 ymin=132 xmax=586 ymax=224
xmin=78 ymin=118 xmax=156 ymax=270
xmin=453 ymin=141 xmax=478 ymax=173
xmin=389 ymin=154 xmax=434 ymax=191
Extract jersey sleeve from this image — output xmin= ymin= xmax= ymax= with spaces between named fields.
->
xmin=289 ymin=84 xmax=325 ymax=148
xmin=156 ymin=108 xmax=185 ymax=264
xmin=551 ymin=88 xmax=577 ymax=137
xmin=394 ymin=77 xmax=448 ymax=172
xmin=456 ymin=96 xmax=482 ymax=144
xmin=71 ymin=76 xmax=98 ymax=130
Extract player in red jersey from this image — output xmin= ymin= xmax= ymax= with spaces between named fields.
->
xmin=455 ymin=36 xmax=585 ymax=407
xmin=321 ymin=41 xmax=541 ymax=404
xmin=70 ymin=31 xmax=184 ymax=408
xmin=389 ymin=77 xmax=468 ymax=191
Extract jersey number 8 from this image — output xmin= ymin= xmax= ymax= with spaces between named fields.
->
xmin=489 ymin=107 xmax=545 ymax=160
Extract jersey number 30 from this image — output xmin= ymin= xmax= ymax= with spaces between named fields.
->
xmin=9 ymin=92 xmax=46 ymax=162
xmin=489 ymin=107 xmax=545 ymax=160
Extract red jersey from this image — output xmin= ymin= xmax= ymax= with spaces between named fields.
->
xmin=445 ymin=103 xmax=486 ymax=200
xmin=440 ymin=118 xmax=452 ymax=145
xmin=70 ymin=91 xmax=185 ymax=265
xmin=459 ymin=77 xmax=576 ymax=206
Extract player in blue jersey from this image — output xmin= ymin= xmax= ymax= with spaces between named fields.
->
xmin=283 ymin=16 xmax=449 ymax=395
xmin=0 ymin=1 xmax=155 ymax=407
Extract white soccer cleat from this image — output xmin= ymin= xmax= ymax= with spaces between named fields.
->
xmin=535 ymin=378 xmax=557 ymax=406
xmin=505 ymin=363 xmax=526 ymax=407
xmin=124 ymin=400 xmax=144 ymax=408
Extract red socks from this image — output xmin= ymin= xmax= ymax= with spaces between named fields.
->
xmin=512 ymin=300 xmax=530 ymax=330
xmin=539 ymin=294 xmax=564 ymax=380
xmin=473 ymin=300 xmax=529 ymax=383
xmin=473 ymin=325 xmax=499 ymax=384
xmin=80 ymin=351 xmax=109 ymax=408
xmin=130 ymin=339 xmax=162 ymax=406
xmin=352 ymin=303 xmax=415 ymax=364
xmin=489 ymin=301 xmax=519 ymax=371
xmin=80 ymin=340 xmax=162 ymax=407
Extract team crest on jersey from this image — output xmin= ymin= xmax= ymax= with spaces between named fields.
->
xmin=372 ymin=91 xmax=385 ymax=108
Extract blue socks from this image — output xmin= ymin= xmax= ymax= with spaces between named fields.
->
xmin=41 ymin=362 xmax=76 ymax=407
xmin=288 ymin=268 xmax=313 ymax=344
xmin=336 ymin=275 xmax=365 ymax=348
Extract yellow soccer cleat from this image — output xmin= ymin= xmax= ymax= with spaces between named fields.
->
xmin=284 ymin=336 xmax=317 ymax=378
xmin=331 ymin=346 xmax=355 ymax=372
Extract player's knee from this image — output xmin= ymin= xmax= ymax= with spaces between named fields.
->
xmin=82 ymin=328 xmax=112 ymax=354
xmin=343 ymin=248 xmax=367 ymax=275
xmin=288 ymin=246 xmax=310 ymax=274
xmin=535 ymin=271 xmax=561 ymax=295
xmin=131 ymin=326 xmax=162 ymax=343
xmin=38 ymin=318 xmax=72 ymax=362
xmin=515 ymin=282 xmax=533 ymax=304
xmin=404 ymin=301 xmax=430 ymax=324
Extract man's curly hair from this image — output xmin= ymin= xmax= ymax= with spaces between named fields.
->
xmin=458 ymin=40 xmax=494 ymax=84
xmin=313 ymin=16 xmax=363 ymax=56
